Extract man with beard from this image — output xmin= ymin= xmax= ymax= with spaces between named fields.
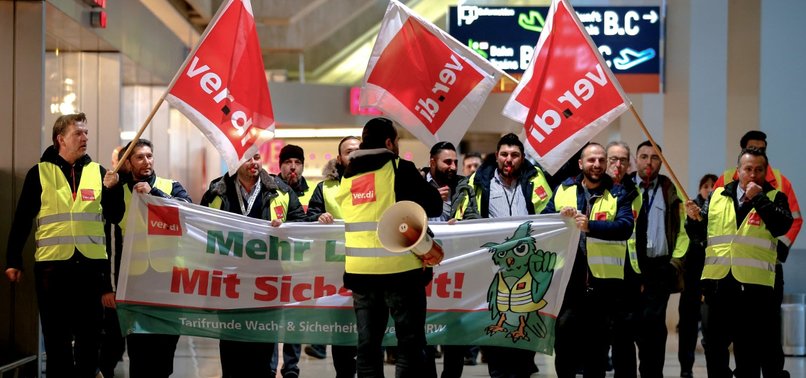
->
xmin=304 ymin=135 xmax=361 ymax=377
xmin=5 ymin=113 xmax=124 ymax=377
xmin=626 ymin=141 xmax=688 ymax=378
xmin=463 ymin=133 xmax=553 ymax=378
xmin=419 ymin=141 xmax=479 ymax=378
xmin=278 ymin=144 xmax=313 ymax=212
xmin=421 ymin=142 xmax=479 ymax=223
xmin=113 ymin=139 xmax=192 ymax=378
xmin=201 ymin=153 xmax=305 ymax=378
xmin=273 ymin=144 xmax=312 ymax=377
xmin=542 ymin=143 xmax=633 ymax=378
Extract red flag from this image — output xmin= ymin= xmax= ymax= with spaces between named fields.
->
xmin=361 ymin=0 xmax=501 ymax=147
xmin=502 ymin=0 xmax=630 ymax=174
xmin=166 ymin=0 xmax=275 ymax=174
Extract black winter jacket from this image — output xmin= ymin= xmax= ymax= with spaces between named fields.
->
xmin=200 ymin=169 xmax=306 ymax=222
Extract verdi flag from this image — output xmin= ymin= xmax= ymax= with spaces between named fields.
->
xmin=361 ymin=0 xmax=501 ymax=147
xmin=502 ymin=0 xmax=630 ymax=174
xmin=116 ymin=194 xmax=580 ymax=354
xmin=166 ymin=0 xmax=275 ymax=174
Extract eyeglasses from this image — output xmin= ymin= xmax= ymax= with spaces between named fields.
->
xmin=608 ymin=157 xmax=629 ymax=165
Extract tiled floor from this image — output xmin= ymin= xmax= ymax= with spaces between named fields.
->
xmin=104 ymin=332 xmax=806 ymax=377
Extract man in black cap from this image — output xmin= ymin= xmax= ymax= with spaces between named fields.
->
xmin=278 ymin=144 xmax=313 ymax=212
xmin=336 ymin=117 xmax=442 ymax=377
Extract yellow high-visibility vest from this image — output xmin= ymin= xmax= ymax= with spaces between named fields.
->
xmin=704 ymin=188 xmax=779 ymax=287
xmin=336 ymin=159 xmax=422 ymax=274
xmin=120 ymin=177 xmax=174 ymax=235
xmin=35 ymin=161 xmax=106 ymax=261
xmin=458 ymin=166 xmax=553 ymax=220
xmin=298 ymin=187 xmax=313 ymax=212
xmin=322 ymin=179 xmax=343 ymax=219
xmin=624 ymin=184 xmax=689 ymax=273
xmin=208 ymin=184 xmax=291 ymax=221
xmin=554 ymin=184 xmax=625 ymax=279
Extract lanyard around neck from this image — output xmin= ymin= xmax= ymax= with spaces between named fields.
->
xmin=236 ymin=180 xmax=261 ymax=216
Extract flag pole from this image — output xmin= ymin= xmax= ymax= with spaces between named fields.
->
xmin=628 ymin=104 xmax=690 ymax=202
xmin=502 ymin=72 xmax=519 ymax=84
xmin=111 ymin=0 xmax=233 ymax=174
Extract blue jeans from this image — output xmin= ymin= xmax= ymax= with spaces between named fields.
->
xmin=352 ymin=281 xmax=427 ymax=378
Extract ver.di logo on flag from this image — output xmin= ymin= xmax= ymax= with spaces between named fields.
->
xmin=148 ymin=204 xmax=183 ymax=236
xmin=367 ymin=18 xmax=484 ymax=135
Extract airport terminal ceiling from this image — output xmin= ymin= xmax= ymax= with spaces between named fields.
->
xmin=169 ymin=0 xmax=558 ymax=85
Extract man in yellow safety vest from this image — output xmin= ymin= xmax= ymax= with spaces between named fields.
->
xmin=685 ymin=148 xmax=792 ymax=377
xmin=5 ymin=113 xmax=124 ymax=377
xmin=542 ymin=142 xmax=634 ymax=378
xmin=335 ymin=117 xmax=442 ymax=376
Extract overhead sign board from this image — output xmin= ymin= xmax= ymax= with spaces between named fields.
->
xmin=448 ymin=5 xmax=663 ymax=93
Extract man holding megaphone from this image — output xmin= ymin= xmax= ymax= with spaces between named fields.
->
xmin=335 ymin=117 xmax=443 ymax=377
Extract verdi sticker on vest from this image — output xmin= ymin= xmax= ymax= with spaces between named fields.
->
xmin=274 ymin=206 xmax=285 ymax=220
xmin=535 ymin=186 xmax=547 ymax=200
xmin=80 ymin=189 xmax=96 ymax=201
xmin=747 ymin=212 xmax=762 ymax=226
xmin=148 ymin=204 xmax=183 ymax=236
xmin=595 ymin=212 xmax=608 ymax=221
xmin=351 ymin=173 xmax=376 ymax=205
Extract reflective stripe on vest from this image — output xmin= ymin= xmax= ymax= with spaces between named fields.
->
xmin=625 ymin=192 xmax=642 ymax=273
xmin=337 ymin=158 xmax=422 ymax=274
xmin=704 ymin=188 xmax=778 ymax=287
xmin=554 ymin=184 xmax=625 ymax=279
xmin=35 ymin=161 xmax=106 ymax=261
xmin=322 ymin=179 xmax=343 ymax=219
xmin=38 ymin=212 xmax=103 ymax=226
xmin=121 ymin=177 xmax=174 ymax=235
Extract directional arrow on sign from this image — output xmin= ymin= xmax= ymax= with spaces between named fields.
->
xmin=643 ymin=10 xmax=658 ymax=24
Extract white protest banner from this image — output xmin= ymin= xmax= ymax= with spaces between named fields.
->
xmin=117 ymin=194 xmax=579 ymax=354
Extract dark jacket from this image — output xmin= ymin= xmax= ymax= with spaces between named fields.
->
xmin=281 ymin=175 xmax=310 ymax=202
xmin=542 ymin=174 xmax=634 ymax=241
xmin=106 ymin=173 xmax=191 ymax=291
xmin=627 ymin=173 xmax=685 ymax=260
xmin=419 ymin=167 xmax=480 ymax=220
xmin=686 ymin=180 xmax=792 ymax=247
xmin=6 ymin=146 xmax=124 ymax=272
xmin=306 ymin=158 xmax=341 ymax=221
xmin=125 ymin=172 xmax=191 ymax=203
xmin=200 ymin=169 xmax=306 ymax=222
xmin=627 ymin=173 xmax=688 ymax=290
xmin=341 ymin=149 xmax=442 ymax=291
xmin=472 ymin=160 xmax=548 ymax=218
xmin=543 ymin=174 xmax=634 ymax=296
